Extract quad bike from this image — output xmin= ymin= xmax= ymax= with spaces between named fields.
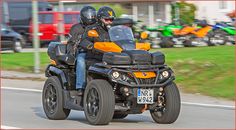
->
xmin=182 ymin=20 xmax=226 ymax=47
xmin=42 ymin=25 xmax=181 ymax=125
xmin=210 ymin=22 xmax=235 ymax=45
xmin=183 ymin=25 xmax=213 ymax=47
xmin=146 ymin=24 xmax=182 ymax=48
xmin=172 ymin=24 xmax=200 ymax=46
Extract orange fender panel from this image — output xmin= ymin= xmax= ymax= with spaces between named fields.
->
xmin=193 ymin=26 xmax=212 ymax=38
xmin=174 ymin=26 xmax=197 ymax=35
xmin=133 ymin=72 xmax=156 ymax=79
xmin=94 ymin=42 xmax=122 ymax=53
xmin=136 ymin=43 xmax=151 ymax=51
xmin=50 ymin=59 xmax=57 ymax=65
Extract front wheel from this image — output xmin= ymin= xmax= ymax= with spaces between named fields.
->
xmin=84 ymin=79 xmax=115 ymax=125
xmin=208 ymin=31 xmax=226 ymax=46
xmin=159 ymin=37 xmax=174 ymax=48
xmin=42 ymin=76 xmax=71 ymax=120
xmin=150 ymin=82 xmax=181 ymax=124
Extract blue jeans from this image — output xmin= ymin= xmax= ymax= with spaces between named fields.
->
xmin=76 ymin=53 xmax=86 ymax=89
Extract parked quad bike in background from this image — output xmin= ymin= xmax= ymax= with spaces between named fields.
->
xmin=178 ymin=19 xmax=218 ymax=47
xmin=146 ymin=24 xmax=182 ymax=48
xmin=172 ymin=25 xmax=200 ymax=46
xmin=42 ymin=25 xmax=181 ymax=125
xmin=183 ymin=25 xmax=213 ymax=47
xmin=210 ymin=22 xmax=235 ymax=45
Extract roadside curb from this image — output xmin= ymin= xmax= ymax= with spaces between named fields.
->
xmin=1 ymin=76 xmax=46 ymax=81
xmin=1 ymin=71 xmax=46 ymax=81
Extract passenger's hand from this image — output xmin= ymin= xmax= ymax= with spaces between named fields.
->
xmin=87 ymin=43 xmax=93 ymax=50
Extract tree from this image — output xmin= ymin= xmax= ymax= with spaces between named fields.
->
xmin=171 ymin=1 xmax=197 ymax=25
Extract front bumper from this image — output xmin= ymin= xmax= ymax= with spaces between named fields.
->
xmin=88 ymin=63 xmax=175 ymax=88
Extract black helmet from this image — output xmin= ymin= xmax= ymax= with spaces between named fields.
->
xmin=80 ymin=6 xmax=97 ymax=25
xmin=97 ymin=6 xmax=116 ymax=21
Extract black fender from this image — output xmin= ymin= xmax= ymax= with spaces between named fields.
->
xmin=45 ymin=65 xmax=68 ymax=89
xmin=87 ymin=65 xmax=111 ymax=79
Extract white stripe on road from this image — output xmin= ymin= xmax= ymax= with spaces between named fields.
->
xmin=1 ymin=87 xmax=42 ymax=92
xmin=1 ymin=87 xmax=235 ymax=109
xmin=1 ymin=125 xmax=21 ymax=129
xmin=182 ymin=101 xmax=235 ymax=110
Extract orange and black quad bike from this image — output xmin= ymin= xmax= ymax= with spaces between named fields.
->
xmin=43 ymin=25 xmax=180 ymax=125
xmin=183 ymin=20 xmax=214 ymax=47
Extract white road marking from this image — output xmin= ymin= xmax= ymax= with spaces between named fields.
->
xmin=182 ymin=101 xmax=235 ymax=110
xmin=1 ymin=87 xmax=235 ymax=109
xmin=1 ymin=87 xmax=42 ymax=93
xmin=1 ymin=125 xmax=21 ymax=129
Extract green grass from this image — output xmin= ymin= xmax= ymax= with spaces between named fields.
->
xmin=1 ymin=52 xmax=49 ymax=73
xmin=152 ymin=46 xmax=235 ymax=100
xmin=1 ymin=46 xmax=235 ymax=100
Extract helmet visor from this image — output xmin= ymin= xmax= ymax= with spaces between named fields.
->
xmin=82 ymin=9 xmax=96 ymax=20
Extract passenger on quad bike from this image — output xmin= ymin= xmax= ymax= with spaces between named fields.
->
xmin=73 ymin=6 xmax=116 ymax=95
xmin=68 ymin=6 xmax=96 ymax=44
xmin=84 ymin=6 xmax=116 ymax=42
xmin=68 ymin=6 xmax=97 ymax=95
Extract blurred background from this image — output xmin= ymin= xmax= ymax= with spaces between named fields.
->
xmin=0 ymin=0 xmax=235 ymax=100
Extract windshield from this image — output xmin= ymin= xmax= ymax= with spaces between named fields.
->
xmin=109 ymin=25 xmax=134 ymax=41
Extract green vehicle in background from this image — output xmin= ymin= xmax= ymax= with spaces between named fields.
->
xmin=146 ymin=24 xmax=183 ymax=48
xmin=146 ymin=24 xmax=182 ymax=48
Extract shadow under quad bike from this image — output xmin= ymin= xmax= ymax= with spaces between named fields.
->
xmin=42 ymin=25 xmax=181 ymax=125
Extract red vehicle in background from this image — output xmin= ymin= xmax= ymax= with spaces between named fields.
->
xmin=29 ymin=11 xmax=80 ymax=45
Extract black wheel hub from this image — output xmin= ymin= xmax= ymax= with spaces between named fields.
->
xmin=86 ymin=88 xmax=99 ymax=117
xmin=153 ymin=92 xmax=166 ymax=117
xmin=45 ymin=84 xmax=57 ymax=114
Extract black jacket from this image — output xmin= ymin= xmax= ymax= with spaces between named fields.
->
xmin=68 ymin=22 xmax=110 ymax=61
xmin=66 ymin=22 xmax=86 ymax=56
xmin=81 ymin=23 xmax=110 ymax=60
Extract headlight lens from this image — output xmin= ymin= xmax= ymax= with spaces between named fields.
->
xmin=162 ymin=71 xmax=169 ymax=78
xmin=112 ymin=71 xmax=120 ymax=79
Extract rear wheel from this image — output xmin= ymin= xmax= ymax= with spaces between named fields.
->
xmin=183 ymin=40 xmax=193 ymax=47
xmin=13 ymin=40 xmax=22 ymax=53
xmin=84 ymin=79 xmax=115 ymax=125
xmin=150 ymin=82 xmax=180 ymax=124
xmin=42 ymin=76 xmax=70 ymax=120
xmin=159 ymin=37 xmax=174 ymax=48
xmin=209 ymin=30 xmax=226 ymax=46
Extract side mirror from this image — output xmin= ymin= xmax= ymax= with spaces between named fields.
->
xmin=88 ymin=30 xmax=99 ymax=38
xmin=140 ymin=32 xmax=148 ymax=39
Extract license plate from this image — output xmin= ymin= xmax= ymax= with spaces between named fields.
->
xmin=137 ymin=88 xmax=154 ymax=104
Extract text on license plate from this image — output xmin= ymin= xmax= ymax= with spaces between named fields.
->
xmin=137 ymin=88 xmax=154 ymax=104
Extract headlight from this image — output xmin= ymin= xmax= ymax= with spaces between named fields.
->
xmin=162 ymin=71 xmax=169 ymax=78
xmin=112 ymin=71 xmax=120 ymax=79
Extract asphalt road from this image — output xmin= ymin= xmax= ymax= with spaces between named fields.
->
xmin=1 ymin=85 xmax=235 ymax=129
